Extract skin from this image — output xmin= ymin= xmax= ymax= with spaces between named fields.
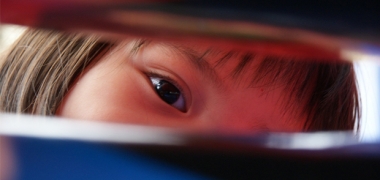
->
xmin=56 ymin=41 xmax=306 ymax=133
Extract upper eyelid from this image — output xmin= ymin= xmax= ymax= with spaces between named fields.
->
xmin=145 ymin=71 xmax=185 ymax=94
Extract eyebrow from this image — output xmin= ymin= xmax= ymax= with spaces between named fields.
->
xmin=129 ymin=40 xmax=222 ymax=86
xmin=172 ymin=46 xmax=221 ymax=85
xmin=130 ymin=40 xmax=268 ymax=88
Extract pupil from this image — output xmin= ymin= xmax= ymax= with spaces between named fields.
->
xmin=155 ymin=80 xmax=180 ymax=104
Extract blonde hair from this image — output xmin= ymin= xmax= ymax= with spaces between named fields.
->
xmin=0 ymin=29 xmax=110 ymax=115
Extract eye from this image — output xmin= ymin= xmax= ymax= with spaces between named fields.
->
xmin=150 ymin=77 xmax=186 ymax=112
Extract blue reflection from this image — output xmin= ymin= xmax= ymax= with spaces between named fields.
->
xmin=11 ymin=137 xmax=208 ymax=180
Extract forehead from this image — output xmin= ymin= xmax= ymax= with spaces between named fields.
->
xmin=153 ymin=41 xmax=311 ymax=111
xmin=129 ymin=40 xmax=303 ymax=106
xmin=120 ymin=40 xmax=306 ymax=129
xmin=143 ymin=41 xmax=271 ymax=88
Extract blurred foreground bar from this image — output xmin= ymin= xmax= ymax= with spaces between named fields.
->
xmin=1 ymin=0 xmax=380 ymax=61
xmin=1 ymin=114 xmax=380 ymax=179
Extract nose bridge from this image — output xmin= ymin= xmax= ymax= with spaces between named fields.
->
xmin=202 ymin=92 xmax=248 ymax=124
xmin=201 ymin=100 xmax=261 ymax=132
xmin=197 ymin=56 xmax=266 ymax=129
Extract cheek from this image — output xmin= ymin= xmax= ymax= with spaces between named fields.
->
xmin=56 ymin=59 xmax=184 ymax=126
xmin=57 ymin=67 xmax=142 ymax=123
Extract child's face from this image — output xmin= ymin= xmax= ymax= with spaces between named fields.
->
xmin=56 ymin=41 xmax=306 ymax=133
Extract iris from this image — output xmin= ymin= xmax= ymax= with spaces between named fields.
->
xmin=154 ymin=80 xmax=180 ymax=104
